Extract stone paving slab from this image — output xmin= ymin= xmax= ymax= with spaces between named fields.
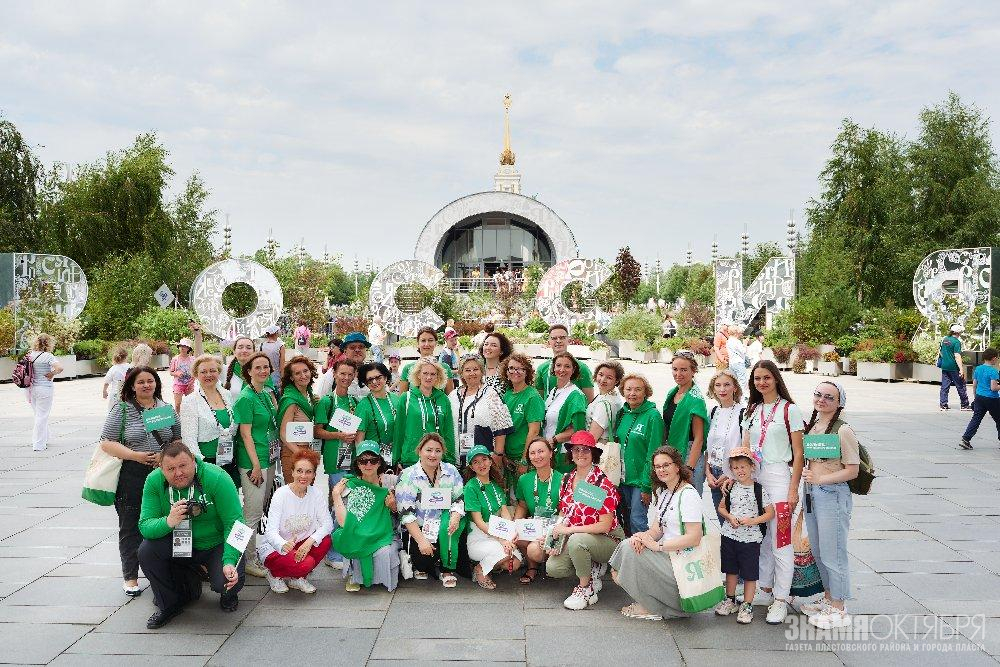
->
xmin=3 ymin=369 xmax=1000 ymax=663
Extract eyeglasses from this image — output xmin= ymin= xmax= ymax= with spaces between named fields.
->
xmin=570 ymin=445 xmax=592 ymax=453
xmin=506 ymin=366 xmax=526 ymax=374
xmin=365 ymin=375 xmax=386 ymax=385
xmin=357 ymin=457 xmax=381 ymax=466
xmin=653 ymin=463 xmax=675 ymax=471
xmin=813 ymin=390 xmax=838 ymax=402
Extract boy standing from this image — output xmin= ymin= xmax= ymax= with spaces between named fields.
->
xmin=960 ymin=348 xmax=1000 ymax=450
xmin=714 ymin=447 xmax=774 ymax=624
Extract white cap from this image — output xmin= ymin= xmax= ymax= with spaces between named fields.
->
xmin=951 ymin=324 xmax=965 ymax=334
xmin=264 ymin=325 xmax=280 ymax=336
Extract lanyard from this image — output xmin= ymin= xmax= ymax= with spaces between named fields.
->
xmin=255 ymin=391 xmax=278 ymax=431
xmin=458 ymin=386 xmax=486 ymax=434
xmin=533 ymin=471 xmax=556 ymax=511
xmin=369 ymin=395 xmax=396 ymax=443
xmin=169 ymin=485 xmax=195 ymax=505
xmin=657 ymin=483 xmax=682 ymax=527
xmin=200 ymin=390 xmax=233 ymax=432
xmin=420 ymin=464 xmax=440 ymax=489
xmin=417 ymin=394 xmax=440 ymax=432
xmin=756 ymin=401 xmax=781 ymax=451
xmin=480 ymin=480 xmax=504 ymax=514
xmin=617 ymin=410 xmax=642 ymax=450
xmin=546 ymin=384 xmax=572 ymax=411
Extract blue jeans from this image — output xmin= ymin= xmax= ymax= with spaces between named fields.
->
xmin=618 ymin=484 xmax=648 ymax=536
xmin=689 ymin=454 xmax=705 ymax=497
xmin=940 ymin=370 xmax=970 ymax=408
xmin=804 ymin=481 xmax=853 ymax=601
xmin=372 ymin=345 xmax=383 ymax=364
xmin=326 ymin=471 xmax=349 ymax=563
xmin=709 ymin=465 xmax=725 ymax=527
xmin=962 ymin=396 xmax=1000 ymax=441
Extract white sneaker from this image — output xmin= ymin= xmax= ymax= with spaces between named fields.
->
xmin=245 ymin=558 xmax=267 ymax=578
xmin=323 ymin=559 xmax=344 ymax=570
xmin=590 ymin=562 xmax=603 ymax=593
xmin=766 ymin=599 xmax=789 ymax=625
xmin=736 ymin=602 xmax=754 ymax=624
xmin=799 ymin=600 xmax=831 ymax=617
xmin=413 ymin=570 xmax=428 ymax=580
xmin=287 ymin=577 xmax=316 ymax=594
xmin=265 ymin=571 xmax=288 ymax=593
xmin=714 ymin=598 xmax=739 ymax=616
xmin=563 ymin=585 xmax=598 ymax=610
xmin=741 ymin=589 xmax=774 ymax=606
xmin=808 ymin=607 xmax=852 ymax=630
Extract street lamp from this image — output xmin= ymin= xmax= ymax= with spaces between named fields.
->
xmin=711 ymin=238 xmax=718 ymax=263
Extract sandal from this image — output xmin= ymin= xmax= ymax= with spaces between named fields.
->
xmin=440 ymin=572 xmax=458 ymax=588
xmin=474 ymin=565 xmax=496 ymax=590
xmin=519 ymin=566 xmax=539 ymax=585
xmin=621 ymin=603 xmax=663 ymax=621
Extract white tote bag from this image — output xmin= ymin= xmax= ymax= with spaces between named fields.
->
xmin=600 ymin=441 xmax=623 ymax=487
xmin=81 ymin=444 xmax=122 ymax=506
xmin=666 ymin=489 xmax=725 ymax=613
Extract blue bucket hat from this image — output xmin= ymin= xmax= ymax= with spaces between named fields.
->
xmin=343 ymin=332 xmax=371 ymax=348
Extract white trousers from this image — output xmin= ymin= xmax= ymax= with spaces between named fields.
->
xmin=757 ymin=463 xmax=794 ymax=599
xmin=28 ymin=385 xmax=54 ymax=451
xmin=467 ymin=523 xmax=521 ymax=574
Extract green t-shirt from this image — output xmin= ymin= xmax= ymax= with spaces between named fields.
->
xmin=534 ymin=358 xmax=594 ymax=396
xmin=503 ymin=386 xmax=546 ymax=462
xmin=464 ymin=479 xmax=507 ymax=527
xmin=199 ymin=409 xmax=232 ymax=459
xmin=315 ymin=393 xmax=360 ymax=472
xmin=356 ymin=394 xmax=401 ymax=445
xmin=515 ymin=469 xmax=563 ymax=517
xmin=940 ymin=336 xmax=962 ymax=372
xmin=392 ymin=388 xmax=456 ymax=467
xmin=232 ymin=385 xmax=278 ymax=470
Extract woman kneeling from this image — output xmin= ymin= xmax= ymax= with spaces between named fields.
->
xmin=464 ymin=445 xmax=522 ymax=589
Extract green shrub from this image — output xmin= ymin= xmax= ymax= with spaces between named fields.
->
xmin=790 ymin=295 xmax=860 ymax=345
xmin=134 ymin=307 xmax=197 ymax=345
xmin=0 ymin=306 xmax=14 ymax=357
xmin=459 ymin=335 xmax=474 ymax=350
xmin=73 ymin=339 xmax=109 ymax=361
xmin=834 ymin=334 xmax=860 ymax=356
xmin=763 ymin=310 xmax=793 ymax=348
xmin=664 ymin=336 xmax=688 ymax=352
xmin=608 ymin=309 xmax=661 ymax=346
xmin=851 ymin=338 xmax=915 ymax=363
xmin=912 ymin=336 xmax=939 ymax=365
xmin=524 ymin=316 xmax=549 ymax=334
xmin=856 ymin=307 xmax=922 ymax=341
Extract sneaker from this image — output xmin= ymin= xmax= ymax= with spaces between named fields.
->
xmin=590 ymin=562 xmax=603 ymax=593
xmin=714 ymin=598 xmax=739 ymax=616
xmin=740 ymin=589 xmax=774 ymax=606
xmin=961 ymin=405 xmax=974 ymax=412
xmin=736 ymin=602 xmax=754 ymax=624
xmin=960 ymin=438 xmax=973 ymax=450
xmin=413 ymin=570 xmax=428 ymax=580
xmin=940 ymin=405 xmax=950 ymax=411
xmin=345 ymin=580 xmax=361 ymax=592
xmin=219 ymin=592 xmax=238 ymax=612
xmin=324 ymin=559 xmax=344 ymax=570
xmin=245 ymin=558 xmax=266 ymax=578
xmin=287 ymin=577 xmax=316 ymax=594
xmin=563 ymin=585 xmax=598 ymax=610
xmin=799 ymin=600 xmax=830 ymax=617
xmin=766 ymin=599 xmax=789 ymax=625
xmin=264 ymin=571 xmax=288 ymax=593
xmin=808 ymin=607 xmax=852 ymax=629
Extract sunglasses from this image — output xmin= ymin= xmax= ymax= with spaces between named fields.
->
xmin=357 ymin=457 xmax=381 ymax=466
xmin=813 ymin=390 xmax=838 ymax=402
xmin=365 ymin=375 xmax=386 ymax=385
xmin=570 ymin=445 xmax=593 ymax=453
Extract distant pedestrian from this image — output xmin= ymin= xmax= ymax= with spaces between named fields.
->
xmin=25 ymin=333 xmax=63 ymax=452
xmin=960 ymin=348 xmax=1000 ymax=450
xmin=293 ymin=319 xmax=312 ymax=357
xmin=939 ymin=324 xmax=971 ymax=411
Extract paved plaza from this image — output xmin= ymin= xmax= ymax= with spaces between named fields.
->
xmin=1 ymin=363 xmax=999 ymax=665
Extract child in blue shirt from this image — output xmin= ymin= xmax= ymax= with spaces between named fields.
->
xmin=961 ymin=348 xmax=1000 ymax=450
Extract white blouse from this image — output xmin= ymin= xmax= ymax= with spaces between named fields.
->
xmin=179 ymin=382 xmax=237 ymax=457
xmin=258 ymin=484 xmax=334 ymax=562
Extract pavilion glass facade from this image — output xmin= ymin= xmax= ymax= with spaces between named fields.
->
xmin=437 ymin=213 xmax=554 ymax=281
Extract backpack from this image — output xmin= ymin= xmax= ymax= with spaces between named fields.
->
xmin=722 ymin=481 xmax=767 ymax=538
xmin=816 ymin=417 xmax=876 ymax=496
xmin=709 ymin=405 xmax=745 ymax=437
xmin=12 ymin=352 xmax=34 ymax=388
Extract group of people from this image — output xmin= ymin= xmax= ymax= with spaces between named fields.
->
xmin=13 ymin=317 xmax=863 ymax=633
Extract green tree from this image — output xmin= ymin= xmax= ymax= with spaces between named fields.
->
xmin=613 ymin=246 xmax=642 ymax=306
xmin=0 ymin=118 xmax=43 ymax=252
xmin=743 ymin=242 xmax=784 ymax=287
xmin=682 ymin=263 xmax=715 ymax=305
xmin=83 ymin=253 xmax=165 ymax=339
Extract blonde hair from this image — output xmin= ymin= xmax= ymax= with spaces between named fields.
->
xmin=619 ymin=373 xmax=654 ymax=399
xmin=192 ymin=354 xmax=224 ymax=378
xmin=407 ymin=357 xmax=448 ymax=389
xmin=32 ymin=333 xmax=54 ymax=352
xmin=707 ymin=368 xmax=744 ymax=403
xmin=131 ymin=343 xmax=153 ymax=368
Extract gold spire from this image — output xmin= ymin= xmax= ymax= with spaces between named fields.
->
xmin=500 ymin=93 xmax=516 ymax=166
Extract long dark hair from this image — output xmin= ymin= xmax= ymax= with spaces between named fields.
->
xmin=240 ymin=352 xmax=273 ymax=387
xmin=462 ymin=453 xmax=507 ymax=488
xmin=746 ymin=360 xmax=795 ymax=414
xmin=121 ymin=366 xmax=163 ymax=403
xmin=804 ymin=381 xmax=844 ymax=434
xmin=480 ymin=331 xmax=513 ymax=362
xmin=649 ymin=445 xmax=691 ymax=499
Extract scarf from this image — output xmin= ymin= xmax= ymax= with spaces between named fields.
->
xmin=663 ymin=384 xmax=709 ymax=459
xmin=331 ymin=476 xmax=394 ymax=587
xmin=278 ymin=384 xmax=315 ymax=422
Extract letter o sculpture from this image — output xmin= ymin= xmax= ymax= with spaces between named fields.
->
xmin=189 ymin=258 xmax=283 ymax=339
xmin=368 ymin=260 xmax=445 ymax=338
xmin=535 ymin=258 xmax=612 ymax=328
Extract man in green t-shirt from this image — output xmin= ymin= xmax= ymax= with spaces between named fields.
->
xmin=138 ymin=441 xmax=245 ymax=629
xmin=940 ymin=324 xmax=971 ymax=411
xmin=534 ymin=324 xmax=594 ymax=401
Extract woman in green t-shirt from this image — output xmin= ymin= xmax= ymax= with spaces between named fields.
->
xmin=463 ymin=445 xmax=521 ymax=590
xmin=392 ymin=358 xmax=456 ymax=467
xmin=398 ymin=326 xmax=455 ymax=394
xmin=355 ymin=362 xmax=401 ymax=465
xmin=513 ymin=436 xmax=563 ymax=584
xmin=277 ymin=355 xmax=318 ymax=484
xmin=232 ymin=352 xmax=280 ymax=577
xmin=501 ymin=353 xmax=545 ymax=479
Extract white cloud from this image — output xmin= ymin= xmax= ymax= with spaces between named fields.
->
xmin=2 ymin=0 xmax=999 ymax=269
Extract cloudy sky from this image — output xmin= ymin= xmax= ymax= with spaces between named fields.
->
xmin=3 ymin=1 xmax=999 ymax=270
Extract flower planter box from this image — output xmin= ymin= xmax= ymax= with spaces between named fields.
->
xmin=817 ymin=361 xmax=841 ymax=377
xmin=761 ymin=348 xmax=776 ymax=362
xmin=397 ymin=346 xmax=419 ymax=360
xmin=56 ymin=354 xmax=78 ymax=379
xmin=617 ymin=340 xmax=640 ymax=361
xmin=74 ymin=359 xmax=101 ymax=377
xmin=0 ymin=357 xmax=14 ymax=382
xmin=152 ymin=354 xmax=170 ymax=370
xmin=568 ymin=344 xmax=591 ymax=360
xmin=911 ymin=363 xmax=941 ymax=384
xmin=857 ymin=361 xmax=912 ymax=381
xmin=514 ymin=343 xmax=546 ymax=359
xmin=642 ymin=350 xmax=658 ymax=364
xmin=657 ymin=349 xmax=673 ymax=364
xmin=695 ymin=354 xmax=710 ymax=369
xmin=588 ymin=348 xmax=609 ymax=362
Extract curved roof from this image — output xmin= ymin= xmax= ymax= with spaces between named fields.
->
xmin=413 ymin=191 xmax=579 ymax=265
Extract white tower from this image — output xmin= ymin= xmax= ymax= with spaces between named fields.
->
xmin=494 ymin=93 xmax=522 ymax=194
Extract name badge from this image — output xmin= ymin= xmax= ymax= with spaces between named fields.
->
xmin=268 ymin=436 xmax=280 ymax=464
xmin=488 ymin=515 xmax=517 ymax=540
xmin=534 ymin=505 xmax=556 ymax=520
xmin=459 ymin=433 xmax=474 ymax=454
xmin=420 ymin=487 xmax=452 ymax=511
xmin=803 ymin=434 xmax=841 ymax=459
xmin=421 ymin=517 xmax=441 ymax=543
xmin=284 ymin=421 xmax=314 ymax=443
xmin=216 ymin=430 xmax=234 ymax=466
xmin=310 ymin=439 xmax=323 ymax=453
xmin=172 ymin=518 xmax=193 ymax=558
xmin=515 ymin=518 xmax=543 ymax=540
xmin=573 ymin=480 xmax=608 ymax=510
xmin=143 ymin=405 xmax=177 ymax=433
